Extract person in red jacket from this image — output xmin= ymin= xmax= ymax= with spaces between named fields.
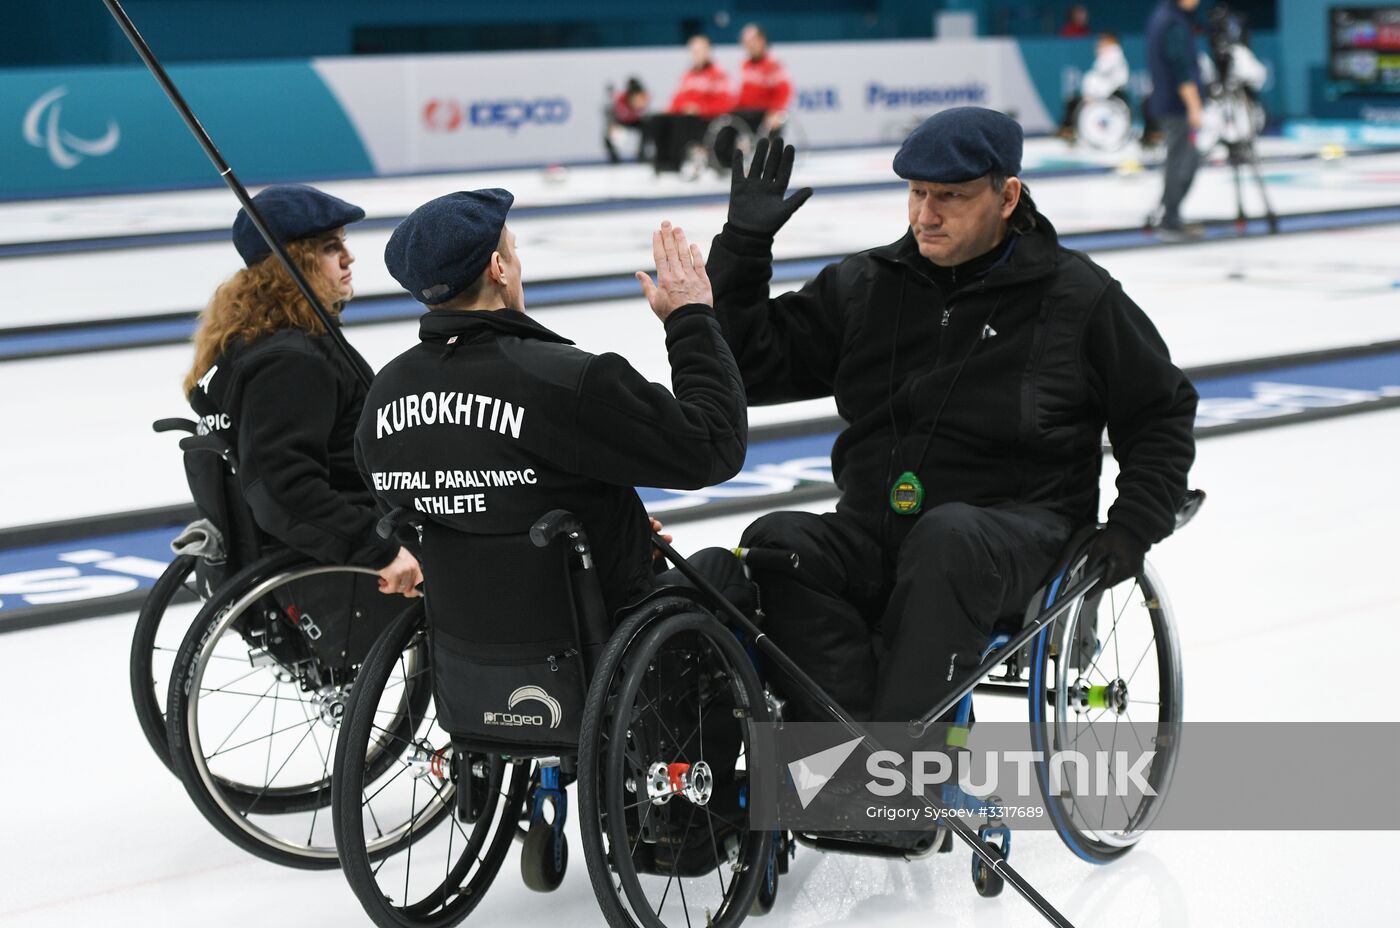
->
xmin=736 ymin=23 xmax=793 ymax=134
xmin=668 ymin=34 xmax=734 ymax=119
xmin=648 ymin=35 xmax=733 ymax=174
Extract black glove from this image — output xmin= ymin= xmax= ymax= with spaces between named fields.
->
xmin=1083 ymin=523 xmax=1148 ymax=589
xmin=727 ymin=135 xmax=814 ymax=237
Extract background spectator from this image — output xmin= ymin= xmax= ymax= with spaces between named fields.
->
xmin=1060 ymin=4 xmax=1091 ymax=37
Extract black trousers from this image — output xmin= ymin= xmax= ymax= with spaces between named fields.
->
xmin=642 ymin=114 xmax=709 ymax=172
xmin=1159 ymin=114 xmax=1201 ymax=227
xmin=741 ymin=503 xmax=1073 ymax=726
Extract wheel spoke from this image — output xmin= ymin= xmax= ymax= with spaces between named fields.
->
xmin=206 ymin=715 xmax=316 ymax=761
xmin=240 ymin=719 xmax=321 ymax=813
xmin=205 ymin=677 xmax=280 ymax=757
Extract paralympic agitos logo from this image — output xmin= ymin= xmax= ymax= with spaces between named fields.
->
xmin=23 ymin=86 xmax=121 ymax=169
xmin=422 ymin=97 xmax=571 ymax=133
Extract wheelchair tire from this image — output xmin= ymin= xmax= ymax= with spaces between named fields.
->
xmin=1027 ymin=546 xmax=1183 ymax=864
xmin=165 ymin=556 xmax=431 ymax=868
xmin=1075 ymin=96 xmax=1134 ymax=152
xmin=520 ymin=820 xmax=568 ymax=893
xmin=129 ymin=553 xmax=201 ymax=770
xmin=579 ymin=603 xmax=772 ymax=928
xmin=703 ymin=114 xmax=756 ymax=173
xmin=972 ymin=852 xmax=1005 ymax=897
xmin=334 ymin=601 xmax=529 ymax=927
xmin=750 ymin=834 xmax=780 ymax=915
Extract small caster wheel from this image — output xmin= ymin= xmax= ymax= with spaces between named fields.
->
xmin=751 ymin=833 xmax=781 ymax=915
xmin=972 ymin=824 xmax=1009 ymax=898
xmin=521 ymin=821 xmax=567 ymax=892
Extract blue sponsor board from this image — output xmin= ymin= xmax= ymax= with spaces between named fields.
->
xmin=636 ymin=431 xmax=837 ymax=513
xmin=0 ymin=526 xmax=181 ymax=619
xmin=1194 ymin=353 xmax=1400 ymax=427
xmin=3 ymin=351 xmax=1398 ymax=628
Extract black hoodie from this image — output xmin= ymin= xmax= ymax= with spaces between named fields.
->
xmin=706 ymin=214 xmax=1198 ymax=550
xmin=188 ymin=326 xmax=398 ymax=568
xmin=354 ymin=305 xmax=746 ymax=615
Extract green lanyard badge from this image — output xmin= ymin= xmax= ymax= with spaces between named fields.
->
xmin=889 ymin=470 xmax=925 ymax=516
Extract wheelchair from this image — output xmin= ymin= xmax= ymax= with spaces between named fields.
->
xmin=703 ymin=110 xmax=806 ymax=176
xmin=134 ymin=417 xmax=432 ymax=868
xmin=1074 ymin=94 xmax=1136 ymax=152
xmin=331 ymin=512 xmax=776 ymax=927
xmin=576 ymin=490 xmax=1203 ymax=927
xmin=130 ymin=416 xmax=269 ymax=770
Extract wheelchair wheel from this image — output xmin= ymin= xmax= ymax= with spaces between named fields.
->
xmin=750 ymin=832 xmax=782 ymax=915
xmin=579 ymin=605 xmax=772 ymax=928
xmin=334 ymin=601 xmax=530 ymax=927
xmin=704 ymin=114 xmax=756 ymax=173
xmin=165 ymin=557 xmax=431 ymax=868
xmin=1076 ymin=97 xmax=1134 ymax=152
xmin=129 ymin=553 xmax=203 ymax=769
xmin=1028 ymin=549 xmax=1183 ymax=863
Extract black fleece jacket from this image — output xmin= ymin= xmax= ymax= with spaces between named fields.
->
xmin=188 ymin=327 xmax=399 ymax=568
xmin=706 ymin=213 xmax=1198 ymax=549
xmin=354 ymin=306 xmax=747 ymax=616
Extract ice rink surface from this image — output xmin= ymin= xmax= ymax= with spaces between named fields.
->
xmin=2 ymin=137 xmax=1399 ymax=926
xmin=4 ymin=141 xmax=1398 ymax=327
xmin=4 ymin=220 xmax=1399 ymax=529
xmin=2 ymin=408 xmax=1399 ymax=927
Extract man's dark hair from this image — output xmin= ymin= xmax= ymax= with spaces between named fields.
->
xmin=990 ymin=174 xmax=1038 ymax=235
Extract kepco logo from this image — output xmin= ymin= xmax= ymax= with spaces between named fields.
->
xmin=23 ymin=86 xmax=121 ymax=169
xmin=422 ymin=97 xmax=571 ymax=134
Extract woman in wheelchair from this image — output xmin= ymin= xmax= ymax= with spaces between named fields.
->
xmin=185 ymin=183 xmax=421 ymax=592
xmin=132 ymin=185 xmax=429 ymax=872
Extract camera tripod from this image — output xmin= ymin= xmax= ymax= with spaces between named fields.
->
xmin=1213 ymin=81 xmax=1279 ymax=234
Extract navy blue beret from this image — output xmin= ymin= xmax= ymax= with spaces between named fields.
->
xmin=892 ymin=107 xmax=1023 ymax=184
xmin=385 ymin=189 xmax=515 ymax=305
xmin=232 ymin=184 xmax=365 ymax=267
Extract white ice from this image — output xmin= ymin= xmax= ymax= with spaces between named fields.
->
xmin=3 ymin=221 xmax=1399 ymax=530
xmin=2 ymin=409 xmax=1399 ymax=925
xmin=2 ymin=146 xmax=1394 ymax=328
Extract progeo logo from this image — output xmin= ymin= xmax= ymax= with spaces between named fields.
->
xmin=483 ymin=685 xmax=562 ymax=729
xmin=23 ymin=86 xmax=121 ymax=169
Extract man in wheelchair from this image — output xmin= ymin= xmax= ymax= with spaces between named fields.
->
xmin=1057 ymin=31 xmax=1132 ymax=146
xmin=351 ymin=189 xmax=754 ymax=892
xmin=357 ymin=189 xmax=746 ymax=618
xmin=704 ymin=110 xmax=1198 ymax=751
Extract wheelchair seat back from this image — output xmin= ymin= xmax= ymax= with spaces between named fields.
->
xmin=181 ymin=444 xmax=266 ymax=594
xmin=419 ymin=520 xmax=606 ymax=755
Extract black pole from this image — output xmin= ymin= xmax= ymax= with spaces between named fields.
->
xmin=649 ymin=533 xmax=1080 ymax=928
xmin=100 ymin=0 xmax=373 ymax=389
xmin=907 ymin=569 xmax=1104 ymax=738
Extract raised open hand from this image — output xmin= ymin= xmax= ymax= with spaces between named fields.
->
xmin=727 ymin=135 xmax=814 ymax=236
xmin=635 ymin=221 xmax=712 ymax=322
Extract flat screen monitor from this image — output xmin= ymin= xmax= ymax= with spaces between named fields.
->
xmin=1330 ymin=6 xmax=1400 ymax=89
